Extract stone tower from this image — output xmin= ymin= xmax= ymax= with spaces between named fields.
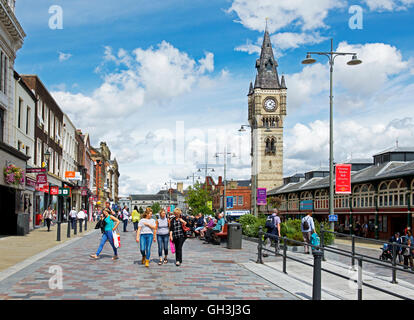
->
xmin=248 ymin=29 xmax=287 ymax=214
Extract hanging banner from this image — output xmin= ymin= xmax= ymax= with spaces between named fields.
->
xmin=335 ymin=164 xmax=352 ymax=194
xmin=36 ymin=173 xmax=47 ymax=185
xmin=26 ymin=168 xmax=46 ymax=173
xmin=226 ymin=196 xmax=233 ymax=209
xmin=257 ymin=188 xmax=267 ymax=206
xmin=50 ymin=186 xmax=59 ymax=195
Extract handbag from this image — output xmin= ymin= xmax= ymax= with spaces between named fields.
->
xmin=170 ymin=240 xmax=176 ymax=254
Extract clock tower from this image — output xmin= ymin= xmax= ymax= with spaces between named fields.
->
xmin=248 ymin=28 xmax=287 ymax=215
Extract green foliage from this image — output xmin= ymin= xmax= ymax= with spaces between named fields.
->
xmin=185 ymin=182 xmax=214 ymax=216
xmin=151 ymin=202 xmax=161 ymax=214
xmin=138 ymin=206 xmax=144 ymax=214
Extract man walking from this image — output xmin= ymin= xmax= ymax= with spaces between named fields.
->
xmin=263 ymin=209 xmax=281 ymax=257
xmin=301 ymin=212 xmax=315 ymax=254
xmin=77 ymin=208 xmax=86 ymax=231
xmin=69 ymin=207 xmax=77 ymax=229
xmin=122 ymin=206 xmax=130 ymax=232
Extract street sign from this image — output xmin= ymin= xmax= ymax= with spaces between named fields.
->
xmin=335 ymin=164 xmax=352 ymax=194
xmin=226 ymin=196 xmax=233 ymax=209
xmin=257 ymin=188 xmax=267 ymax=206
xmin=300 ymin=200 xmax=313 ymax=211
xmin=26 ymin=168 xmax=46 ymax=173
xmin=59 ymin=188 xmax=70 ymax=197
xmin=36 ymin=173 xmax=47 ymax=184
xmin=329 ymin=215 xmax=338 ymax=222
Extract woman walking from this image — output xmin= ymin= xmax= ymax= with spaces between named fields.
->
xmin=43 ymin=206 xmax=54 ymax=232
xmin=131 ymin=206 xmax=141 ymax=231
xmin=90 ymin=208 xmax=120 ymax=260
xmin=136 ymin=207 xmax=156 ymax=268
xmin=169 ymin=208 xmax=187 ymax=266
xmin=156 ymin=208 xmax=170 ymax=265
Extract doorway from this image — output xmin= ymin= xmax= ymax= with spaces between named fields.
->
xmin=0 ymin=185 xmax=17 ymax=235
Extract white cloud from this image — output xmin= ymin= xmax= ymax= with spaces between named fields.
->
xmin=271 ymin=32 xmax=327 ymax=51
xmin=227 ymin=0 xmax=346 ymax=33
xmin=363 ymin=0 xmax=414 ymax=11
xmin=58 ymin=51 xmax=72 ymax=62
xmin=235 ymin=39 xmax=261 ymax=55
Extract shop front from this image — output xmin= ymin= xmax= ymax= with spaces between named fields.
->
xmin=0 ymin=142 xmax=29 ymax=235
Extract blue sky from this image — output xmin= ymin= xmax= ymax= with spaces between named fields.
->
xmin=14 ymin=0 xmax=414 ymax=195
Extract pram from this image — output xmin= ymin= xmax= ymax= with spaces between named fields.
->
xmin=379 ymin=243 xmax=393 ymax=262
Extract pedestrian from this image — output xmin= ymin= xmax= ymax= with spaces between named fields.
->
xmin=169 ymin=208 xmax=187 ymax=266
xmin=122 ymin=206 xmax=130 ymax=232
xmin=362 ymin=222 xmax=368 ymax=238
xmin=131 ymin=206 xmax=141 ymax=231
xmin=90 ymin=208 xmax=120 ymax=260
xmin=402 ymin=230 xmax=414 ymax=270
xmin=93 ymin=211 xmax=97 ymax=222
xmin=69 ymin=207 xmax=77 ymax=229
xmin=136 ymin=207 xmax=157 ymax=268
xmin=77 ymin=208 xmax=86 ymax=231
xmin=389 ymin=232 xmax=403 ymax=264
xmin=194 ymin=213 xmax=206 ymax=237
xmin=301 ymin=212 xmax=315 ymax=254
xmin=263 ymin=209 xmax=281 ymax=257
xmin=156 ymin=208 xmax=170 ymax=265
xmin=42 ymin=206 xmax=54 ymax=232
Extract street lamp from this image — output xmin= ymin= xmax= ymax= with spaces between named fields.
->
xmin=164 ymin=180 xmax=177 ymax=208
xmin=44 ymin=149 xmax=51 ymax=170
xmin=301 ymin=38 xmax=362 ymax=232
xmin=215 ymin=146 xmax=236 ymax=217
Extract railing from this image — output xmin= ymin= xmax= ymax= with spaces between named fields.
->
xmin=256 ymin=227 xmax=414 ymax=300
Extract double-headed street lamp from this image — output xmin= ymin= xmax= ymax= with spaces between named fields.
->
xmin=186 ymin=172 xmax=201 ymax=186
xmin=215 ymin=146 xmax=236 ymax=217
xmin=301 ymin=38 xmax=362 ymax=230
xmin=164 ymin=180 xmax=177 ymax=208
xmin=197 ymin=164 xmax=215 ymax=189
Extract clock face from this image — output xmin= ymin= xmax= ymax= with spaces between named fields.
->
xmin=264 ymin=98 xmax=277 ymax=112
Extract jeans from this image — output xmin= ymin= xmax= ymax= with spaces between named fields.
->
xmin=157 ymin=234 xmax=169 ymax=257
xmin=45 ymin=218 xmax=51 ymax=231
xmin=123 ymin=219 xmax=128 ymax=232
xmin=140 ymin=233 xmax=153 ymax=260
xmin=302 ymin=231 xmax=311 ymax=253
xmin=173 ymin=237 xmax=186 ymax=263
xmin=71 ymin=218 xmax=77 ymax=230
xmin=96 ymin=230 xmax=118 ymax=256
xmin=264 ymin=228 xmax=279 ymax=252
xmin=133 ymin=221 xmax=139 ymax=231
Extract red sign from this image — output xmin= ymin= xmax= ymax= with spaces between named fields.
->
xmin=26 ymin=177 xmax=36 ymax=188
xmin=50 ymin=186 xmax=59 ymax=195
xmin=26 ymin=168 xmax=46 ymax=173
xmin=335 ymin=164 xmax=352 ymax=194
xmin=36 ymin=183 xmax=49 ymax=193
xmin=36 ymin=173 xmax=47 ymax=185
xmin=167 ymin=206 xmax=170 ymax=213
xmin=81 ymin=190 xmax=88 ymax=196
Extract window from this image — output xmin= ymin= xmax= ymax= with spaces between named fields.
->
xmin=44 ymin=104 xmax=49 ymax=133
xmin=26 ymin=146 xmax=30 ymax=159
xmin=238 ymin=196 xmax=243 ymax=206
xmin=26 ymin=107 xmax=30 ymax=134
xmin=50 ymin=113 xmax=54 ymax=139
xmin=0 ymin=108 xmax=3 ymax=142
xmin=36 ymin=139 xmax=41 ymax=166
xmin=3 ymin=55 xmax=7 ymax=94
xmin=18 ymin=98 xmax=22 ymax=128
xmin=18 ymin=140 xmax=22 ymax=151
xmin=0 ymin=52 xmax=2 ymax=92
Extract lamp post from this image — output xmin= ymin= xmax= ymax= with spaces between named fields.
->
xmin=164 ymin=180 xmax=177 ymax=209
xmin=186 ymin=172 xmax=201 ymax=186
xmin=215 ymin=146 xmax=236 ymax=217
xmin=239 ymin=124 xmax=272 ymax=217
xmin=301 ymin=39 xmax=362 ymax=230
xmin=197 ymin=165 xmax=215 ymax=190
xmin=95 ymin=160 xmax=102 ymax=211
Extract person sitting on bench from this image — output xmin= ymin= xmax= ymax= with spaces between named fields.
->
xmin=204 ymin=212 xmax=225 ymax=245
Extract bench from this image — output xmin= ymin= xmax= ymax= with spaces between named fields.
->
xmin=215 ymin=223 xmax=228 ymax=239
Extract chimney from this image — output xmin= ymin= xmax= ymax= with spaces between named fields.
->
xmin=177 ymin=182 xmax=183 ymax=193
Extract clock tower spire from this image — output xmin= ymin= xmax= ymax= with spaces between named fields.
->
xmin=248 ymin=28 xmax=287 ymax=216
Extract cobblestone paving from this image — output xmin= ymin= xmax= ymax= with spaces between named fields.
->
xmin=0 ymin=225 xmax=296 ymax=300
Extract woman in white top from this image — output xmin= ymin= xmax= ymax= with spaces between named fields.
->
xmin=136 ymin=207 xmax=156 ymax=268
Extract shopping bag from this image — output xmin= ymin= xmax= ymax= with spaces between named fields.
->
xmin=170 ymin=240 xmax=175 ymax=254
xmin=113 ymin=231 xmax=121 ymax=248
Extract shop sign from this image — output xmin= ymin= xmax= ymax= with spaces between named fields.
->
xmin=226 ymin=196 xmax=233 ymax=209
xmin=50 ymin=186 xmax=59 ymax=195
xmin=26 ymin=177 xmax=37 ymax=188
xmin=300 ymin=200 xmax=313 ymax=211
xmin=36 ymin=183 xmax=49 ymax=193
xmin=59 ymin=188 xmax=70 ymax=197
xmin=36 ymin=173 xmax=47 ymax=185
xmin=66 ymin=171 xmax=82 ymax=181
xmin=26 ymin=168 xmax=46 ymax=173
xmin=335 ymin=164 xmax=352 ymax=194
xmin=257 ymin=188 xmax=267 ymax=206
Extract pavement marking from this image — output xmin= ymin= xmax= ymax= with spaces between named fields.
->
xmin=0 ymin=229 xmax=98 ymax=283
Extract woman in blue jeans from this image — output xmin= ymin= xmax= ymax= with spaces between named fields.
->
xmin=90 ymin=208 xmax=120 ymax=260
xmin=136 ymin=208 xmax=156 ymax=268
xmin=156 ymin=209 xmax=170 ymax=265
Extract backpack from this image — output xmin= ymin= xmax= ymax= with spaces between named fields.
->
xmin=302 ymin=217 xmax=310 ymax=230
xmin=310 ymin=233 xmax=320 ymax=247
xmin=265 ymin=215 xmax=276 ymax=230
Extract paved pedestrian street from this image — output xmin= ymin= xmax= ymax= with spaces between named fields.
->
xmin=0 ymin=227 xmax=297 ymax=300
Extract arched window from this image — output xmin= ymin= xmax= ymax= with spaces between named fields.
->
xmin=270 ymin=138 xmax=276 ymax=154
xmin=276 ymin=116 xmax=280 ymax=128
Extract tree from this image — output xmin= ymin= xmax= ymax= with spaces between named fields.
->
xmin=138 ymin=206 xmax=144 ymax=214
xmin=185 ymin=182 xmax=213 ymax=216
xmin=151 ymin=202 xmax=161 ymax=214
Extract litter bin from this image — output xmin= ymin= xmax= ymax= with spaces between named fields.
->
xmin=35 ymin=214 xmax=42 ymax=226
xmin=227 ymin=223 xmax=242 ymax=249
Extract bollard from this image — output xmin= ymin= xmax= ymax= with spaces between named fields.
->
xmin=67 ymin=220 xmax=70 ymax=238
xmin=283 ymin=236 xmax=287 ymax=274
xmin=320 ymin=224 xmax=326 ymax=261
xmin=79 ymin=219 xmax=83 ymax=233
xmin=85 ymin=218 xmax=87 ymax=231
xmin=56 ymin=221 xmax=61 ymax=241
xmin=74 ymin=219 xmax=77 ymax=235
xmin=358 ymin=258 xmax=363 ymax=300
xmin=256 ymin=227 xmax=264 ymax=264
xmin=312 ymin=250 xmax=323 ymax=300
xmin=351 ymin=235 xmax=356 ymax=269
xmin=391 ymin=244 xmax=397 ymax=284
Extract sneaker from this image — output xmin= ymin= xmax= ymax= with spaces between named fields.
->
xmin=141 ymin=256 xmax=146 ymax=264
xmin=158 ymin=259 xmax=163 ymax=266
xmin=112 ymin=255 xmax=119 ymax=260
xmin=176 ymin=262 xmax=181 ymax=266
xmin=145 ymin=259 xmax=150 ymax=268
